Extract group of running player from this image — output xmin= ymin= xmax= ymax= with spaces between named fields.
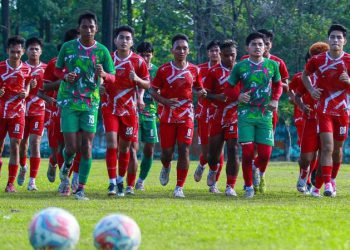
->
xmin=0 ymin=10 xmax=348 ymax=199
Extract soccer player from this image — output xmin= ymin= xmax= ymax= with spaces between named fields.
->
xmin=205 ymin=40 xmax=240 ymax=196
xmin=133 ymin=41 xmax=159 ymax=191
xmin=54 ymin=11 xmax=115 ymax=200
xmin=102 ymin=25 xmax=150 ymax=196
xmin=150 ymin=34 xmax=206 ymax=198
xmin=0 ymin=36 xmax=31 ymax=192
xmin=228 ymin=32 xmax=282 ymax=198
xmin=302 ymin=24 xmax=350 ymax=197
xmin=16 ymin=37 xmax=47 ymax=191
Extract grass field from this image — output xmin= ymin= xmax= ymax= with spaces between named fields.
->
xmin=1 ymin=159 xmax=350 ymax=250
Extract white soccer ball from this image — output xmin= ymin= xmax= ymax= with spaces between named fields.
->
xmin=28 ymin=207 xmax=80 ymax=250
xmin=93 ymin=214 xmax=141 ymax=250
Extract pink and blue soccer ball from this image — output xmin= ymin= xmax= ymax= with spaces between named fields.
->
xmin=29 ymin=207 xmax=80 ymax=250
xmin=93 ymin=214 xmax=141 ymax=250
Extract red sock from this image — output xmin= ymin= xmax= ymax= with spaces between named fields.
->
xmin=29 ymin=157 xmax=40 ymax=178
xmin=118 ymin=152 xmax=130 ymax=177
xmin=216 ymin=161 xmax=223 ymax=182
xmin=315 ymin=173 xmax=323 ymax=189
xmin=322 ymin=165 xmax=332 ymax=183
xmin=106 ymin=148 xmax=118 ymax=179
xmin=331 ymin=163 xmax=341 ymax=179
xmin=69 ymin=152 xmax=81 ymax=177
xmin=199 ymin=154 xmax=207 ymax=166
xmin=176 ymin=168 xmax=189 ymax=187
xmin=226 ymin=175 xmax=237 ymax=188
xmin=127 ymin=173 xmax=137 ymax=187
xmin=56 ymin=152 xmax=64 ymax=169
xmin=241 ymin=142 xmax=255 ymax=187
xmin=254 ymin=143 xmax=272 ymax=174
xmin=20 ymin=156 xmax=27 ymax=167
xmin=310 ymin=158 xmax=318 ymax=173
xmin=300 ymin=168 xmax=309 ymax=179
xmin=8 ymin=164 xmax=19 ymax=184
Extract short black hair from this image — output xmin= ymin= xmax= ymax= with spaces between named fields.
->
xmin=114 ymin=25 xmax=135 ymax=38
xmin=257 ymin=29 xmax=274 ymax=40
xmin=172 ymin=34 xmax=189 ymax=47
xmin=245 ymin=32 xmax=266 ymax=46
xmin=7 ymin=35 xmax=25 ymax=48
xmin=78 ymin=11 xmax=97 ymax=26
xmin=137 ymin=42 xmax=154 ymax=53
xmin=64 ymin=28 xmax=79 ymax=42
xmin=25 ymin=37 xmax=43 ymax=49
xmin=328 ymin=24 xmax=347 ymax=37
xmin=220 ymin=39 xmax=237 ymax=50
xmin=206 ymin=40 xmax=220 ymax=51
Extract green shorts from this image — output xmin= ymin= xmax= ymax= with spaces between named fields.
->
xmin=139 ymin=114 xmax=158 ymax=143
xmin=60 ymin=107 xmax=98 ymax=133
xmin=238 ymin=114 xmax=274 ymax=146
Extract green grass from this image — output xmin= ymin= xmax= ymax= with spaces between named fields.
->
xmin=1 ymin=159 xmax=350 ymax=250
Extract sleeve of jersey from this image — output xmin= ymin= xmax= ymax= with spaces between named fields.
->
xmin=151 ymin=68 xmax=162 ymax=90
xmin=279 ymin=60 xmax=289 ymax=80
xmin=203 ymin=71 xmax=213 ymax=92
xmin=272 ymin=63 xmax=282 ymax=101
xmin=224 ymin=82 xmax=241 ymax=101
xmin=288 ymin=74 xmax=298 ymax=92
xmin=304 ymin=56 xmax=316 ymax=75
xmin=103 ymin=48 xmax=116 ymax=75
xmin=139 ymin=61 xmax=150 ymax=81
xmin=228 ymin=65 xmax=239 ymax=86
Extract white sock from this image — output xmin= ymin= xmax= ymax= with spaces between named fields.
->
xmin=117 ymin=176 xmax=124 ymax=184
xmin=109 ymin=178 xmax=116 ymax=185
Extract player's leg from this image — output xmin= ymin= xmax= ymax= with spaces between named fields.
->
xmin=207 ymin=133 xmax=224 ymax=192
xmin=319 ymin=132 xmax=334 ymax=196
xmin=224 ymin=123 xmax=239 ymax=197
xmin=194 ymin=119 xmax=209 ymax=182
xmin=70 ymin=132 xmax=82 ymax=194
xmin=126 ymin=141 xmax=138 ymax=195
xmin=159 ymin=122 xmax=176 ymax=187
xmin=17 ymin=116 xmax=30 ymax=186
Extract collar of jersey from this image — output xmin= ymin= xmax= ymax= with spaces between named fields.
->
xmin=326 ymin=51 xmax=344 ymax=61
xmin=25 ymin=61 xmax=42 ymax=69
xmin=248 ymin=57 xmax=264 ymax=66
xmin=171 ymin=61 xmax=189 ymax=70
xmin=114 ymin=51 xmax=133 ymax=62
xmin=77 ymin=38 xmax=97 ymax=50
xmin=6 ymin=59 xmax=22 ymax=70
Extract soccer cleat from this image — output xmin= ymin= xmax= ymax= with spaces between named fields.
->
xmin=75 ymin=189 xmax=89 ymax=200
xmin=324 ymin=182 xmax=334 ymax=197
xmin=107 ymin=183 xmax=116 ymax=196
xmin=194 ymin=164 xmax=205 ymax=182
xmin=173 ymin=186 xmax=185 ymax=198
xmin=245 ymin=185 xmax=254 ymax=198
xmin=159 ymin=167 xmax=171 ymax=186
xmin=306 ymin=183 xmax=313 ymax=193
xmin=71 ymin=174 xmax=79 ymax=194
xmin=125 ymin=186 xmax=135 ymax=195
xmin=259 ymin=175 xmax=266 ymax=193
xmin=47 ymin=162 xmax=57 ymax=183
xmin=225 ymin=186 xmax=237 ymax=197
xmin=116 ymin=182 xmax=125 ymax=197
xmin=296 ymin=176 xmax=307 ymax=193
xmin=27 ymin=182 xmax=38 ymax=191
xmin=209 ymin=183 xmax=221 ymax=194
xmin=59 ymin=162 xmax=71 ymax=181
xmin=252 ymin=167 xmax=260 ymax=191
xmin=17 ymin=165 xmax=27 ymax=186
xmin=135 ymin=181 xmax=145 ymax=191
xmin=207 ymin=169 xmax=217 ymax=187
xmin=58 ymin=178 xmax=70 ymax=196
xmin=311 ymin=187 xmax=322 ymax=198
xmin=331 ymin=179 xmax=337 ymax=197
xmin=5 ymin=183 xmax=16 ymax=193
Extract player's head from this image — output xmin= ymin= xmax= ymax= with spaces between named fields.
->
xmin=257 ymin=29 xmax=273 ymax=55
xmin=7 ymin=35 xmax=25 ymax=62
xmin=327 ymin=24 xmax=347 ymax=52
xmin=309 ymin=42 xmax=329 ymax=57
xmin=25 ymin=37 xmax=43 ymax=61
xmin=114 ymin=25 xmax=134 ymax=52
xmin=219 ymin=39 xmax=237 ymax=68
xmin=137 ymin=41 xmax=154 ymax=65
xmin=206 ymin=40 xmax=220 ymax=63
xmin=64 ymin=28 xmax=80 ymax=42
xmin=171 ymin=34 xmax=189 ymax=62
xmin=245 ymin=32 xmax=266 ymax=58
xmin=77 ymin=11 xmax=98 ymax=41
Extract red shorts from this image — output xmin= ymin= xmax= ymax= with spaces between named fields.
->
xmin=209 ymin=118 xmax=238 ymax=140
xmin=47 ymin=115 xmax=64 ymax=148
xmin=160 ymin=122 xmax=194 ymax=149
xmin=295 ymin=120 xmax=305 ymax=146
xmin=197 ymin=119 xmax=210 ymax=145
xmin=0 ymin=116 xmax=25 ymax=140
xmin=317 ymin=113 xmax=349 ymax=141
xmin=23 ymin=115 xmax=45 ymax=138
xmin=300 ymin=118 xmax=319 ymax=153
xmin=102 ymin=110 xmax=138 ymax=142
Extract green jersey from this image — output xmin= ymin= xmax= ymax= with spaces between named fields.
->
xmin=228 ymin=58 xmax=281 ymax=118
xmin=140 ymin=63 xmax=158 ymax=118
xmin=56 ymin=39 xmax=115 ymax=111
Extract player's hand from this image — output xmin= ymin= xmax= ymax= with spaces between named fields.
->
xmin=18 ymin=90 xmax=26 ymax=99
xmin=268 ymin=100 xmax=278 ymax=111
xmin=339 ymin=71 xmax=350 ymax=85
xmin=138 ymin=99 xmax=145 ymax=111
xmin=65 ymin=72 xmax=78 ymax=84
xmin=216 ymin=94 xmax=228 ymax=102
xmin=197 ymin=88 xmax=207 ymax=98
xmin=0 ymin=87 xmax=4 ymax=97
xmin=99 ymin=85 xmax=106 ymax=95
xmin=301 ymin=104 xmax=311 ymax=116
xmin=310 ymin=87 xmax=322 ymax=100
xmin=282 ymin=82 xmax=289 ymax=92
xmin=130 ymin=71 xmax=141 ymax=84
xmin=238 ymin=90 xmax=251 ymax=103
xmin=165 ymin=98 xmax=179 ymax=108
xmin=47 ymin=97 xmax=57 ymax=105
xmin=95 ymin=64 xmax=106 ymax=79
xmin=30 ymin=79 xmax=37 ymax=89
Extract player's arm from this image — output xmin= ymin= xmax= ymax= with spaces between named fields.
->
xmin=137 ymin=88 xmax=145 ymax=110
xmin=192 ymin=67 xmax=206 ymax=98
xmin=0 ymin=81 xmax=4 ymax=97
xmin=37 ymin=89 xmax=56 ymax=104
xmin=302 ymin=57 xmax=322 ymax=99
xmin=43 ymin=80 xmax=61 ymax=91
xmin=54 ymin=44 xmax=77 ymax=84
xmin=204 ymin=71 xmax=225 ymax=102
xmin=98 ymin=49 xmax=116 ymax=85
xmin=268 ymin=62 xmax=283 ymax=111
xmin=150 ymin=69 xmax=178 ymax=107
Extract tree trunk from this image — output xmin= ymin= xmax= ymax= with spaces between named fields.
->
xmin=116 ymin=0 xmax=123 ymax=28
xmin=127 ymin=0 xmax=133 ymax=27
xmin=1 ymin=0 xmax=9 ymax=53
xmin=102 ymin=0 xmax=115 ymax=50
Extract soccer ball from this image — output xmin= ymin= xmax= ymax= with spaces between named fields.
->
xmin=28 ymin=207 xmax=80 ymax=250
xmin=93 ymin=214 xmax=141 ymax=250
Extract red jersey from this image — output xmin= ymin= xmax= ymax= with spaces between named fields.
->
xmin=152 ymin=61 xmax=203 ymax=123
xmin=305 ymin=51 xmax=350 ymax=116
xmin=195 ymin=61 xmax=217 ymax=121
xmin=205 ymin=63 xmax=240 ymax=126
xmin=43 ymin=58 xmax=60 ymax=118
xmin=25 ymin=61 xmax=47 ymax=116
xmin=0 ymin=60 xmax=31 ymax=118
xmin=289 ymin=72 xmax=304 ymax=123
xmin=296 ymin=73 xmax=318 ymax=119
xmin=104 ymin=51 xmax=149 ymax=116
